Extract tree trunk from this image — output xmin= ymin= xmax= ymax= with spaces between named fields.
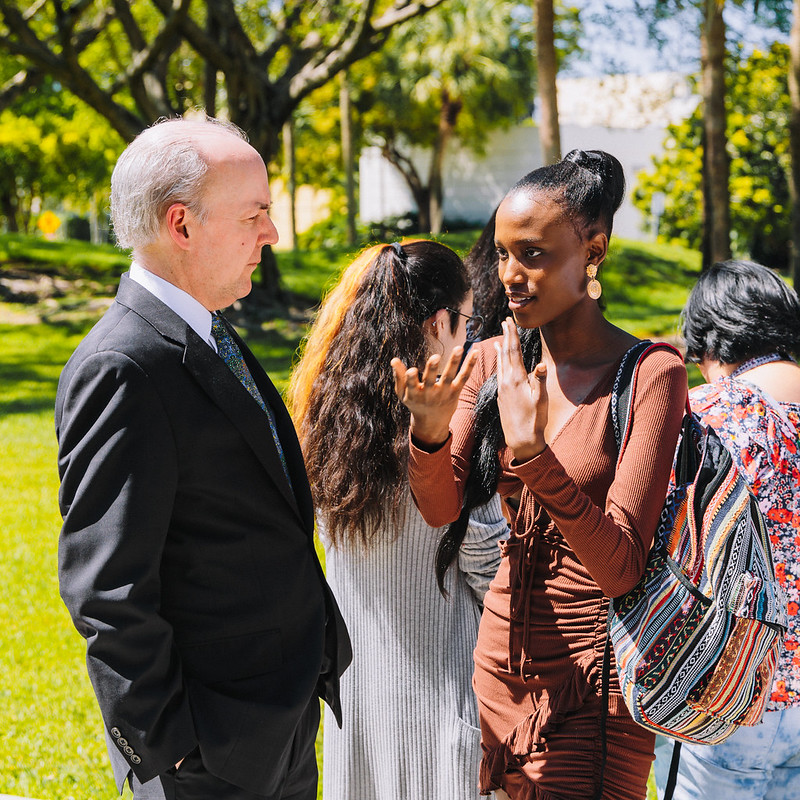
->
xmin=204 ymin=5 xmax=217 ymax=117
xmin=258 ymin=246 xmax=283 ymax=299
xmin=789 ymin=0 xmax=800 ymax=285
xmin=535 ymin=0 xmax=561 ymax=165
xmin=700 ymin=0 xmax=731 ymax=268
xmin=340 ymin=70 xmax=358 ymax=246
xmin=382 ymin=143 xmax=432 ymax=233
xmin=1 ymin=193 xmax=18 ymax=233
xmin=90 ymin=192 xmax=101 ymax=244
xmin=282 ymin=119 xmax=297 ymax=250
xmin=416 ymin=188 xmax=433 ymax=234
xmin=428 ymin=93 xmax=462 ymax=235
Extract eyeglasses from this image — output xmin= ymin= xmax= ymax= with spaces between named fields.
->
xmin=445 ymin=308 xmax=485 ymax=341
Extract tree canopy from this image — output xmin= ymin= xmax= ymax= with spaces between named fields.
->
xmin=0 ymin=74 xmax=122 ymax=234
xmin=634 ymin=41 xmax=792 ymax=270
xmin=0 ymin=0 xmax=449 ymax=162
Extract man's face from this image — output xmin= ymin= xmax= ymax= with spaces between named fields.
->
xmin=182 ymin=135 xmax=278 ymax=311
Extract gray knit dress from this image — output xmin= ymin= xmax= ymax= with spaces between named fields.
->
xmin=319 ymin=491 xmax=507 ymax=800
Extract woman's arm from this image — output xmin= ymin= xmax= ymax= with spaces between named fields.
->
xmin=397 ymin=344 xmax=491 ymax=527
xmin=511 ymin=349 xmax=687 ymax=597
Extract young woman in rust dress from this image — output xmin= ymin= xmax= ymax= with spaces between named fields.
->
xmin=392 ymin=150 xmax=687 ymax=800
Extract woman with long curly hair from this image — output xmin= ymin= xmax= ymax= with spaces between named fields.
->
xmin=288 ymin=239 xmax=508 ymax=800
xmin=392 ymin=151 xmax=688 ymax=800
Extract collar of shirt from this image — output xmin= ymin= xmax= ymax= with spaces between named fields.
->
xmin=128 ymin=262 xmax=216 ymax=352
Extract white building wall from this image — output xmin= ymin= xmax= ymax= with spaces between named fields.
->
xmin=358 ymin=73 xmax=697 ymax=242
xmin=359 ymin=124 xmax=664 ymax=240
xmin=560 ymin=125 xmax=663 ymax=240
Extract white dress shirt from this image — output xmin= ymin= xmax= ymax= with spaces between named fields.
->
xmin=128 ymin=262 xmax=218 ymax=352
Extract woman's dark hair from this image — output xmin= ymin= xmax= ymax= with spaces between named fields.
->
xmin=288 ymin=239 xmax=470 ymax=549
xmin=464 ymin=206 xmax=508 ymax=340
xmin=681 ymin=259 xmax=800 ymax=364
xmin=434 ymin=149 xmax=625 ymax=592
xmin=512 ymin=148 xmax=626 ymax=237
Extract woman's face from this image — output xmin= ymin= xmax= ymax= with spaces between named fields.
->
xmin=494 ymin=188 xmax=601 ymax=329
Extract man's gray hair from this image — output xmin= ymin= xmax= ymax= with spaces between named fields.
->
xmin=110 ymin=115 xmax=248 ymax=251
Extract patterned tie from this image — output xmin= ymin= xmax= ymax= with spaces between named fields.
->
xmin=210 ymin=313 xmax=292 ymax=486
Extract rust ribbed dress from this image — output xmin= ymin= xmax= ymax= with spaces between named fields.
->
xmin=408 ymin=341 xmax=687 ymax=800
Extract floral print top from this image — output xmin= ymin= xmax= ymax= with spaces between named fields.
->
xmin=690 ymin=378 xmax=800 ymax=710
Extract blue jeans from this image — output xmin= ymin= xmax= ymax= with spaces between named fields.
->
xmin=653 ymin=707 xmax=800 ymax=800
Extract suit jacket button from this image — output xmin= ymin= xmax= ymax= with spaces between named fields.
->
xmin=118 ymin=738 xmax=128 ymax=747
xmin=131 ymin=755 xmax=141 ymax=764
xmin=111 ymin=728 xmax=121 ymax=738
xmin=124 ymin=746 xmax=134 ymax=756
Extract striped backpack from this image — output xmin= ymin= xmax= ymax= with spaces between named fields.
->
xmin=602 ymin=341 xmax=787 ymax=791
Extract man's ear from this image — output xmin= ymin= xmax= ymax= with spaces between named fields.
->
xmin=587 ymin=231 xmax=608 ymax=267
xmin=165 ymin=203 xmax=192 ymax=250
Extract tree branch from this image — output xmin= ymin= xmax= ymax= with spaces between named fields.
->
xmin=149 ymin=0 xmax=258 ymax=72
xmin=372 ymin=0 xmax=449 ymax=32
xmin=286 ymin=0 xmax=448 ymax=105
xmin=0 ymin=1 xmax=64 ymax=71
xmin=0 ymin=67 xmax=43 ymax=111
xmin=382 ymin=139 xmax=425 ymax=197
xmin=108 ymin=0 xmax=192 ymax=95
xmin=262 ymin=0 xmax=308 ymax=65
xmin=0 ymin=1 xmax=146 ymax=139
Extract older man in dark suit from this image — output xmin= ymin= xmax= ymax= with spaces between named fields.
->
xmin=55 ymin=115 xmax=351 ymax=800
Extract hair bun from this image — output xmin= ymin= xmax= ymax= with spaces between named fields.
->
xmin=563 ymin=149 xmax=625 ymax=216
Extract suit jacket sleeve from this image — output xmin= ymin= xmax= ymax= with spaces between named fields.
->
xmin=57 ymin=349 xmax=197 ymax=781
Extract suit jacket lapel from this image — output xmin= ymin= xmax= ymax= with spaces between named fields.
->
xmin=115 ymin=275 xmax=305 ymax=525
xmin=183 ymin=336 xmax=304 ymax=519
xmin=233 ymin=332 xmax=315 ymax=533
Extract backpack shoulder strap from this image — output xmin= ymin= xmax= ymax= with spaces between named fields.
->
xmin=611 ymin=340 xmax=684 ymax=464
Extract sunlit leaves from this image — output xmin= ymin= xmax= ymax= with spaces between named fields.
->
xmin=633 ymin=41 xmax=791 ymax=269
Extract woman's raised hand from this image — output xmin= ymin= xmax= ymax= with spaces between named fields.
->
xmin=391 ymin=347 xmax=476 ymax=447
xmin=495 ymin=318 xmax=548 ymax=461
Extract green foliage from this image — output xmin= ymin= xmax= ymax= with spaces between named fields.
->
xmin=291 ymin=81 xmax=348 ymax=190
xmin=294 ymin=210 xmax=423 ymax=251
xmin=633 ymin=42 xmax=792 ymax=269
xmin=603 ymin=239 xmax=701 ymax=338
xmin=0 ymin=322 xmax=117 ymax=799
xmin=355 ymin=0 xmax=537 ymax=155
xmin=0 ymin=77 xmax=124 ymax=233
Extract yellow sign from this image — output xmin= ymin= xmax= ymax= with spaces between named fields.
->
xmin=37 ymin=210 xmax=61 ymax=235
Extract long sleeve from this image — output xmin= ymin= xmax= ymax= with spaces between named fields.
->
xmin=407 ymin=341 xmax=493 ymax=527
xmin=57 ymin=350 xmax=197 ymax=780
xmin=459 ymin=494 xmax=507 ymax=603
xmin=510 ymin=349 xmax=687 ymax=596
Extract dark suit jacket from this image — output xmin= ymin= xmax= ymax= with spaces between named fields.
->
xmin=55 ymin=274 xmax=351 ymax=795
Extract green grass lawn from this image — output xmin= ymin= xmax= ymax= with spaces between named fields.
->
xmin=0 ymin=231 xmax=701 ymax=799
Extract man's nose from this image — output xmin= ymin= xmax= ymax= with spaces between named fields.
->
xmin=260 ymin=215 xmax=279 ymax=246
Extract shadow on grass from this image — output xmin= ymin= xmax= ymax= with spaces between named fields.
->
xmin=0 ymin=321 xmax=95 ymax=418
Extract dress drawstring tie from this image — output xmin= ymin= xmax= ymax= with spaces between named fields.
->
xmin=502 ymin=497 xmax=554 ymax=681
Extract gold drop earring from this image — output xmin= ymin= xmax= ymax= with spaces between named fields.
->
xmin=586 ymin=264 xmax=602 ymax=300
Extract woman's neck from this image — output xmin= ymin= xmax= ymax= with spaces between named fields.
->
xmin=703 ymin=355 xmax=800 ymax=404
xmin=539 ymin=309 xmax=633 ymax=369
